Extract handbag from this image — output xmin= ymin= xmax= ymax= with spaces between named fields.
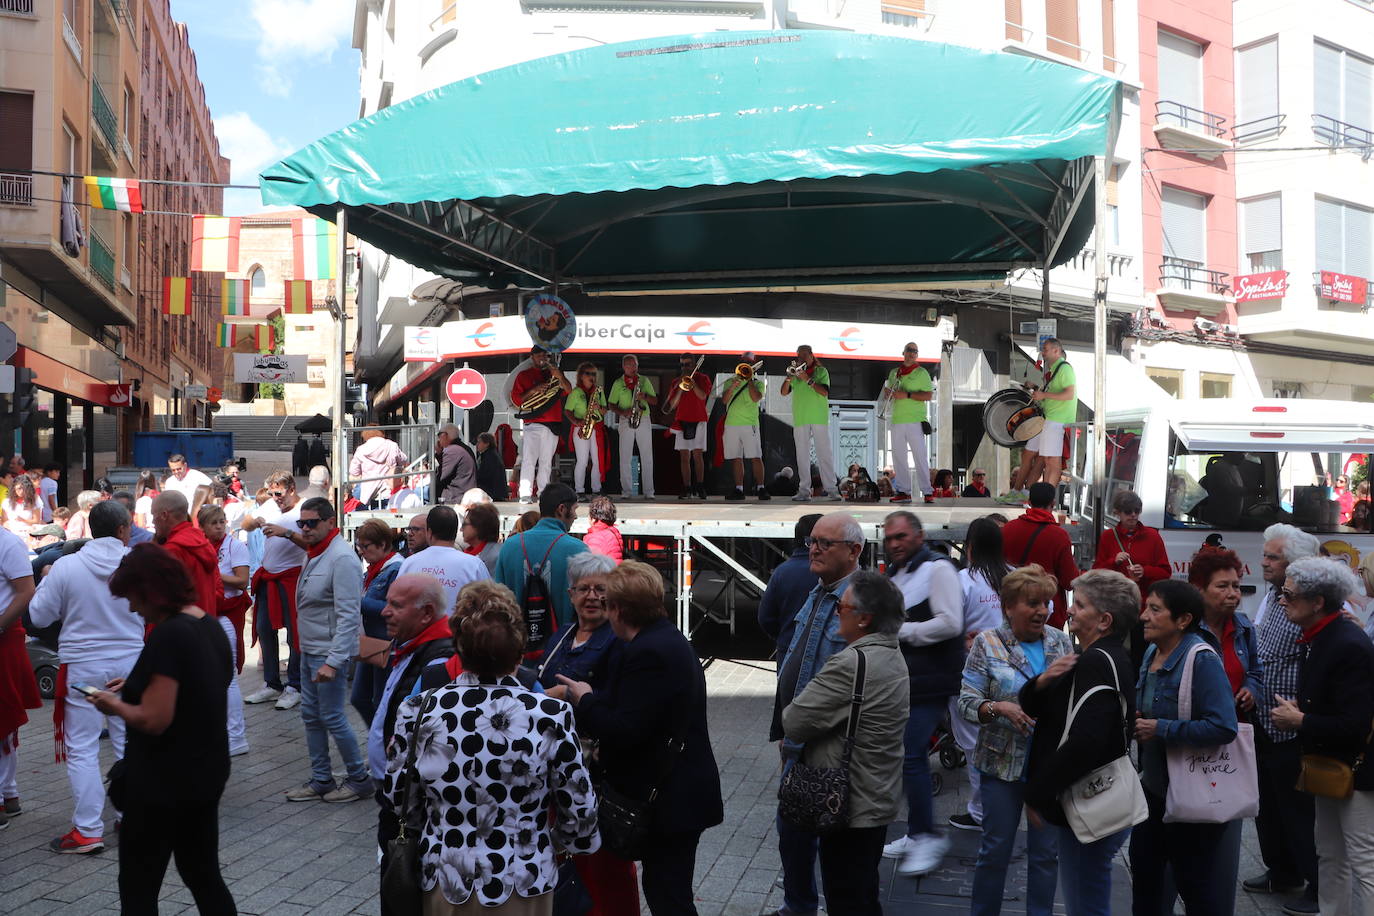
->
xmin=1162 ymin=643 xmax=1260 ymax=824
xmin=777 ymin=649 xmax=867 ymax=836
xmin=1057 ymin=649 xmax=1148 ymax=843
xmin=381 ymin=688 xmax=440 ymax=915
xmin=1297 ymin=723 xmax=1374 ymax=800
xmin=596 ymin=702 xmax=690 ymax=861
xmin=552 ymin=856 xmax=592 ymax=916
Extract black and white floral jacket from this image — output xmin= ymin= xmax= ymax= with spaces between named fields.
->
xmin=384 ymin=672 xmax=600 ymax=906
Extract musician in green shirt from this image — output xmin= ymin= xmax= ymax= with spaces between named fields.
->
xmin=721 ymin=352 xmax=768 ymax=501
xmin=1014 ymin=337 xmax=1077 ymax=490
xmin=882 ymin=341 xmax=935 ymax=504
xmin=781 ymin=345 xmax=839 ymax=502
xmin=607 ymin=354 xmax=657 ymax=500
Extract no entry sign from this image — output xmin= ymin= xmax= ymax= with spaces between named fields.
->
xmin=445 ymin=367 xmax=487 ymax=409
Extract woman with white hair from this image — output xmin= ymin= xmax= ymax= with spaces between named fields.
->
xmin=64 ymin=491 xmax=103 ymax=540
xmin=436 ymin=424 xmax=476 ymax=503
xmin=1272 ymin=556 xmax=1374 ymax=916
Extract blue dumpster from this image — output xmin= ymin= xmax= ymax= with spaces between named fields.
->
xmin=133 ymin=430 xmax=235 ymax=470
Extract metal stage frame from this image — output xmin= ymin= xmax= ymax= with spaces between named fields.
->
xmin=345 ymin=499 xmax=1093 ymax=638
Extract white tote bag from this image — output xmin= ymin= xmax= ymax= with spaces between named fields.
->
xmin=1058 ymin=650 xmax=1149 ymax=843
xmin=1162 ymin=642 xmax=1259 ymax=824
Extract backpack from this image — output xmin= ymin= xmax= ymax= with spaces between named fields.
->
xmin=520 ymin=532 xmax=566 ymax=657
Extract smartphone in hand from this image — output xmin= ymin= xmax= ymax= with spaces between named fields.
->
xmin=70 ymin=683 xmax=101 ymax=698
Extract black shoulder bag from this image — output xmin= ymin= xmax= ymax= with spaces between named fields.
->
xmin=777 ymin=648 xmax=868 ymax=835
xmin=596 ymin=691 xmax=692 ymax=860
xmin=381 ymin=688 xmax=440 ymax=916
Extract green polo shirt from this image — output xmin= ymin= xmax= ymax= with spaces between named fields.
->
xmin=1041 ymin=359 xmax=1077 ymax=424
xmin=886 ymin=366 xmax=932 ymax=424
xmin=608 ymin=375 xmax=656 ymax=411
xmin=788 ymin=365 xmax=831 ymax=426
xmin=723 ymin=378 xmax=765 ymax=426
xmin=565 ymin=386 xmax=605 ymax=420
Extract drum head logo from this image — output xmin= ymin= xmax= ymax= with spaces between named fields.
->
xmin=526 ymin=294 xmax=576 ymax=354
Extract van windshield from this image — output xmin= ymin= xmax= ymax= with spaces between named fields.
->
xmin=1165 ymin=434 xmax=1366 ymax=534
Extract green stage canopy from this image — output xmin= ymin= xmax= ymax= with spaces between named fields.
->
xmin=259 ymin=31 xmax=1122 ymax=291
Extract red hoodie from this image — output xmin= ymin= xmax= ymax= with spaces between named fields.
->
xmin=1001 ymin=508 xmax=1081 ymax=628
xmin=163 ymin=520 xmax=221 ymax=616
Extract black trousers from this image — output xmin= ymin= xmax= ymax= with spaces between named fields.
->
xmin=1255 ymin=729 xmax=1319 ymax=889
xmin=118 ymin=797 xmax=236 ymax=916
xmin=818 ymin=825 xmax=886 ymax=916
xmin=640 ymin=831 xmax=701 ymax=916
xmin=1129 ymin=790 xmax=1235 ymax=916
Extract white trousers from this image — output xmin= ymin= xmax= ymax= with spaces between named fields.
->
xmin=64 ymin=655 xmax=137 ymax=834
xmin=518 ymin=423 xmax=559 ymax=500
xmin=1316 ymin=791 xmax=1374 ymax=916
xmin=219 ymin=614 xmax=247 ymax=753
xmin=0 ymin=738 xmax=17 ymax=798
xmin=891 ymin=422 xmax=932 ymax=497
xmin=572 ymin=433 xmax=602 ymax=494
xmin=618 ymin=421 xmax=655 ymax=498
xmin=948 ymin=695 xmax=983 ymax=821
xmin=793 ymin=424 xmax=838 ymax=496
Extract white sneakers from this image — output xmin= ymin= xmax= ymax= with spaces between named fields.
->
xmin=244 ymin=686 xmax=281 ymax=705
xmin=883 ymin=832 xmax=951 ymax=877
xmin=274 ymin=686 xmax=302 ymax=710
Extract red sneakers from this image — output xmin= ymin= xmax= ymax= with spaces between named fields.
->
xmin=890 ymin=493 xmax=912 ymax=503
xmin=49 ymin=827 xmax=104 ymax=854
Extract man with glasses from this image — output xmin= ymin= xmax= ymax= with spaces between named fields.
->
xmin=242 ymin=471 xmax=307 ymax=709
xmin=881 ymin=342 xmax=934 ymax=505
xmin=285 ymin=497 xmax=370 ymax=803
xmin=435 ymin=424 xmax=477 ymax=504
xmin=397 ymin=505 xmax=490 ymax=616
xmin=402 ymin=514 xmax=429 ymax=556
xmin=512 ymin=345 xmax=572 ymax=506
xmin=494 ymin=482 xmax=589 ymax=643
xmin=772 ymin=512 xmax=865 ymax=916
xmin=961 ymin=468 xmax=991 ymax=498
xmin=664 ymin=353 xmax=712 ymax=500
xmin=608 ymin=354 xmax=657 ymax=500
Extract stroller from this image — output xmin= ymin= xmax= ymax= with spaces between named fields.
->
xmin=927 ymin=713 xmax=967 ymax=796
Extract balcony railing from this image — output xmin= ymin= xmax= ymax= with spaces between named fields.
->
xmin=1156 ymin=100 xmax=1228 ymax=138
xmin=1160 ymin=256 xmax=1229 ymax=294
xmin=62 ymin=15 xmax=81 ymax=61
xmin=0 ymin=172 xmax=33 ymax=206
xmin=1313 ymin=114 xmax=1374 ymax=159
xmin=0 ymin=0 xmax=37 ymax=14
xmin=1232 ymin=113 xmax=1286 ymax=144
xmin=89 ymin=229 xmax=117 ymax=292
xmin=92 ymin=83 xmax=119 ymax=152
xmin=1069 ymin=247 xmax=1136 ymax=278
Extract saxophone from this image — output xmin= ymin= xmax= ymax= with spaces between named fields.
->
xmin=578 ymin=385 xmax=604 ymax=439
xmin=627 ymin=377 xmax=644 ymax=429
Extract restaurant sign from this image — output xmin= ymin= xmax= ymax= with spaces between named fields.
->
xmin=1232 ymin=271 xmax=1288 ymax=303
xmin=1318 ymin=271 xmax=1369 ymax=305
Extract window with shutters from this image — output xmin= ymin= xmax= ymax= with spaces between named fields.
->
xmin=1241 ymin=195 xmax=1283 ymax=271
xmin=1161 ymin=187 xmax=1208 ymax=267
xmin=881 ymin=0 xmax=927 ymax=27
xmin=1047 ymin=0 xmax=1081 ymax=60
xmin=1157 ymin=31 xmax=1217 ymax=134
xmin=1314 ymin=41 xmax=1374 ymax=146
xmin=1235 ymin=39 xmax=1281 ymax=143
xmin=0 ymin=91 xmax=33 ymax=206
xmin=1315 ymin=197 xmax=1373 ymax=280
xmin=1102 ymin=0 xmax=1120 ymax=72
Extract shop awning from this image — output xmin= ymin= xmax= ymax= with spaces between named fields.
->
xmin=259 ymin=31 xmax=1122 ymax=292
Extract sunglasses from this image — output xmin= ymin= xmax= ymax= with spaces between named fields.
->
xmin=269 ymin=490 xmax=290 ymax=499
xmin=296 ymin=518 xmax=325 ymax=530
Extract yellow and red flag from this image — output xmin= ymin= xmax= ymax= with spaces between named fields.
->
xmin=283 ymin=280 xmax=313 ymax=314
xmin=162 ymin=277 xmax=191 ymax=315
xmin=190 ymin=216 xmax=241 ymax=272
xmin=253 ymin=324 xmax=275 ymax=352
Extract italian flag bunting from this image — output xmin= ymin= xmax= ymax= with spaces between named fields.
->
xmin=84 ymin=176 xmax=143 ymax=213
xmin=162 ymin=277 xmax=191 ymax=315
xmin=292 ymin=217 xmax=338 ymax=280
xmin=216 ymin=324 xmax=238 ymax=347
xmin=221 ymin=278 xmax=251 ymax=316
xmin=283 ymin=280 xmax=313 ymax=314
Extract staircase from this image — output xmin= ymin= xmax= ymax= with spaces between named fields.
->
xmin=209 ymin=416 xmax=322 ymax=453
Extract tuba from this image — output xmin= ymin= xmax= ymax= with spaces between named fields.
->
xmin=578 ymin=385 xmax=604 ymax=439
xmin=734 ymin=360 xmax=764 ymax=381
xmin=514 ymin=366 xmax=564 ymax=420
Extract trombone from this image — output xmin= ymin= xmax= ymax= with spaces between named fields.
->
xmin=676 ymin=355 xmax=705 ymax=391
xmin=734 ymin=360 xmax=764 ymax=381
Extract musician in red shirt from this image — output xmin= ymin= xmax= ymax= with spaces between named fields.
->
xmin=664 ymin=353 xmax=711 ymax=500
xmin=511 ymin=345 xmax=571 ymax=506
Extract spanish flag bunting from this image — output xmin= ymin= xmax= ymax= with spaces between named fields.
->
xmin=283 ymin=280 xmax=313 ymax=314
xmin=190 ymin=215 xmax=241 ymax=273
xmin=253 ymin=324 xmax=275 ymax=352
xmin=292 ymin=217 xmax=338 ymax=280
xmin=216 ymin=324 xmax=238 ymax=347
xmin=221 ymin=278 xmax=251 ymax=316
xmin=162 ymin=277 xmax=191 ymax=315
xmin=84 ymin=176 xmax=143 ymax=213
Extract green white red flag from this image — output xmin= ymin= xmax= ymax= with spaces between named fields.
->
xmin=84 ymin=176 xmax=143 ymax=213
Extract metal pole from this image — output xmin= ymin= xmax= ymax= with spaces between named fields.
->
xmin=1091 ymin=155 xmax=1109 ymax=546
xmin=333 ymin=206 xmax=348 ymax=525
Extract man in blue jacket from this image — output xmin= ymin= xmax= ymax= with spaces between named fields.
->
xmin=757 ymin=514 xmax=822 ymax=656
xmin=494 ymin=482 xmax=588 ymax=644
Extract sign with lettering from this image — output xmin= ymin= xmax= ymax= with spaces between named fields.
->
xmin=404 ymin=326 xmax=439 ymax=361
xmin=233 ymin=353 xmax=307 ymax=384
xmin=1232 ymin=271 xmax=1288 ymax=302
xmin=1318 ymin=271 xmax=1368 ymax=304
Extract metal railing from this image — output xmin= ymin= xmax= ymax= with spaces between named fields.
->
xmin=89 ymin=229 xmax=117 ymax=292
xmin=63 ymin=15 xmax=82 ymax=61
xmin=1160 ymin=256 xmax=1229 ymax=294
xmin=0 ymin=173 xmax=33 ymax=206
xmin=0 ymin=0 xmax=36 ymax=14
xmin=1232 ymin=113 xmax=1286 ymax=144
xmin=92 ymin=82 xmax=119 ymax=152
xmin=1069 ymin=247 xmax=1136 ymax=278
xmin=1156 ymin=100 xmax=1228 ymax=138
xmin=1313 ymin=114 xmax=1374 ymax=158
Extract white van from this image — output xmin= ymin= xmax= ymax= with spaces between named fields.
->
xmin=1065 ymin=398 xmax=1374 ymax=612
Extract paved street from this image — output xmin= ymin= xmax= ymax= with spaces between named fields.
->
xmin=2 ymin=641 xmax=1289 ymax=915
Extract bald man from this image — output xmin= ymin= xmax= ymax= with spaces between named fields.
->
xmin=151 ymin=491 xmax=219 ymax=615
xmin=404 ymin=514 xmax=430 ymax=555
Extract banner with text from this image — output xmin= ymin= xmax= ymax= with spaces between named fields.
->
xmin=1318 ymin=271 xmax=1369 ymax=305
xmin=233 ymin=353 xmax=308 ymax=384
xmin=1232 ymin=271 xmax=1289 ymax=303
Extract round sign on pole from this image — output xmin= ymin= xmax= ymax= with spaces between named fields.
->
xmin=445 ymin=368 xmax=488 ymax=410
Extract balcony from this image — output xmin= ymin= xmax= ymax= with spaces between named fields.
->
xmin=1154 ymin=101 xmax=1231 ymax=160
xmin=0 ymin=0 xmax=36 ymax=15
xmin=92 ymin=83 xmax=119 ymax=156
xmin=62 ymin=15 xmax=81 ymax=61
xmin=1068 ymin=247 xmax=1136 ymax=279
xmin=0 ymin=173 xmax=33 ymax=207
xmin=1157 ymin=256 xmax=1231 ymax=316
xmin=1313 ymin=114 xmax=1374 ymax=160
xmin=1232 ymin=113 xmax=1286 ymax=145
xmin=89 ymin=229 xmax=117 ymax=293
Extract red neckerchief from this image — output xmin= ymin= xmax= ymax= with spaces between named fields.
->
xmin=463 ymin=541 xmax=487 ymax=558
xmin=305 ymin=526 xmax=341 ymax=559
xmin=625 ymin=375 xmax=638 ymax=389
xmin=443 ymin=654 xmax=465 ymax=679
xmin=391 ymin=616 xmax=453 ymax=666
xmin=896 ymin=362 xmax=922 ymax=377
xmin=1298 ymin=612 xmax=1341 ymax=644
xmin=364 ymin=551 xmax=397 ymax=589
xmin=1022 ymin=507 xmax=1057 ymax=524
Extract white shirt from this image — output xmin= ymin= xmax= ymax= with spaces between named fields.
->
xmin=959 ymin=567 xmax=1009 ymax=637
xmin=39 ymin=476 xmax=57 ymax=521
xmin=398 ymin=545 xmax=492 ymax=615
xmin=163 ymin=468 xmax=212 ymax=503
xmin=28 ymin=537 xmax=144 ymax=664
xmin=890 ymin=554 xmax=963 ymax=647
xmin=0 ymin=528 xmax=31 ymax=607
xmin=134 ymin=494 xmax=155 ymax=531
xmin=389 ymin=488 xmax=424 ymax=511
xmin=222 ymin=498 xmax=248 ymax=532
xmin=258 ymin=503 xmax=306 ymax=574
xmin=217 ymin=535 xmax=250 ymax=599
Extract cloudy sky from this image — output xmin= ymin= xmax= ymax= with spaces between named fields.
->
xmin=172 ymin=0 xmax=360 ymax=215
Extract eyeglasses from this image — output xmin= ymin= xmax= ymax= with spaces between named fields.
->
xmin=1279 ymin=587 xmax=1308 ymax=601
xmin=903 ymin=348 xmax=918 ymax=354
xmin=296 ymin=518 xmax=325 ymax=530
xmin=837 ymin=600 xmax=859 ymax=616
xmin=805 ymin=536 xmax=856 ymax=551
xmin=570 ymin=584 xmax=606 ymax=597
xmin=405 ymin=525 xmax=425 ymax=533
xmin=973 ymin=472 xmax=986 ymax=477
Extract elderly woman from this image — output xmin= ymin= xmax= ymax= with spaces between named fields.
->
xmin=1129 ymin=579 xmax=1241 ymax=915
xmin=957 ymin=564 xmax=1073 ymax=916
xmin=384 ymin=579 xmax=600 ymax=915
xmin=93 ymin=544 xmax=235 ymax=913
xmin=557 ymin=561 xmax=723 ymax=915
xmin=1273 ymin=556 xmax=1374 ymax=916
xmin=354 ymin=519 xmax=403 ymax=724
xmin=1092 ymin=489 xmax=1169 ymax=601
xmin=1019 ymin=569 xmax=1140 ymax=915
xmin=64 ymin=490 xmax=102 ymax=541
xmin=461 ymin=502 xmax=502 ymax=575
xmin=782 ymin=571 xmax=909 ymax=915
xmin=538 ymin=551 xmax=619 ymax=692
xmin=584 ymin=496 xmax=623 ymax=563
xmin=1190 ymin=545 xmax=1264 ymax=719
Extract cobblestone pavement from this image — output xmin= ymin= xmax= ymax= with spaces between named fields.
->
xmin=1 ymin=643 xmax=1291 ymax=915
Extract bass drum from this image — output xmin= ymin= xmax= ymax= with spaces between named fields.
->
xmin=983 ymin=388 xmax=1045 ymax=448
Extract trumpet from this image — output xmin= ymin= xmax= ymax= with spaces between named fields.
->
xmin=677 ymin=355 xmax=705 ymax=391
xmin=875 ymin=386 xmax=896 ymax=421
xmin=785 ymin=360 xmax=808 ymax=379
xmin=734 ymin=360 xmax=764 ymax=381
xmin=578 ymin=385 xmax=603 ymax=439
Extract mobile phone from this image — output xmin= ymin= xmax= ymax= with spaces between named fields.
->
xmin=70 ymin=683 xmax=101 ymax=698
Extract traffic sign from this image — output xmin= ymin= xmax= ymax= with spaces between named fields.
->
xmin=185 ymin=384 xmax=209 ymax=399
xmin=445 ymin=368 xmax=487 ymax=409
xmin=0 ymin=322 xmax=15 ymax=363
xmin=206 ymin=386 xmax=223 ymax=403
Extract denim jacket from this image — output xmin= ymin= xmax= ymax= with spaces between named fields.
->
xmin=360 ymin=555 xmax=402 ymax=639
xmin=775 ymin=571 xmax=855 ymax=753
xmin=1136 ymin=632 xmax=1240 ymax=796
xmin=957 ymin=625 xmax=1073 ymax=782
xmin=1199 ymin=611 xmax=1265 ymax=705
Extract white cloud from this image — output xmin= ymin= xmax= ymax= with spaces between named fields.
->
xmin=249 ymin=0 xmax=354 ymax=95
xmin=213 ymin=111 xmax=296 ymax=214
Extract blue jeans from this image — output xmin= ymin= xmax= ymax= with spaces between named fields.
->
xmin=970 ymin=772 xmax=1057 ymax=916
xmin=300 ymin=653 xmax=367 ymax=788
xmin=1055 ymin=824 xmax=1127 ymax=916
xmin=777 ymin=759 xmax=820 ymax=914
xmin=254 ymin=583 xmax=301 ymax=692
xmin=902 ymin=700 xmax=946 ymax=836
